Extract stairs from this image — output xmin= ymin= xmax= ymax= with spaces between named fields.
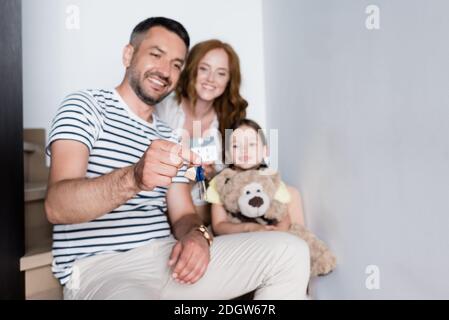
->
xmin=21 ymin=129 xmax=62 ymax=300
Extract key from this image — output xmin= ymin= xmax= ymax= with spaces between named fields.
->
xmin=195 ymin=166 xmax=206 ymax=200
xmin=185 ymin=166 xmax=207 ymax=200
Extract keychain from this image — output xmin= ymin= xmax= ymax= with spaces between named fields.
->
xmin=196 ymin=166 xmax=207 ymax=200
xmin=186 ymin=135 xmax=217 ymax=201
xmin=185 ymin=166 xmax=207 ymax=200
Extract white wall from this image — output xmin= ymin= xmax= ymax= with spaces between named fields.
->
xmin=263 ymin=0 xmax=449 ymax=299
xmin=22 ymin=0 xmax=266 ymax=137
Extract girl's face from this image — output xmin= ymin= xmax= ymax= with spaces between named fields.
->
xmin=195 ymin=48 xmax=230 ymax=103
xmin=230 ymin=126 xmax=267 ymax=170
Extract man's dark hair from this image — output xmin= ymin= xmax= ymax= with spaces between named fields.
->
xmin=130 ymin=17 xmax=190 ymax=50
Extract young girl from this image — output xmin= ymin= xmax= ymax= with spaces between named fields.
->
xmin=206 ymin=118 xmax=306 ymax=235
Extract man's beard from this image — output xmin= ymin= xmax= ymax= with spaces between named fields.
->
xmin=128 ymin=68 xmax=172 ymax=106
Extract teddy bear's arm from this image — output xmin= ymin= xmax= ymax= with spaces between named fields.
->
xmin=264 ymin=200 xmax=288 ymax=221
xmin=275 ymin=212 xmax=291 ymax=231
xmin=212 ymin=203 xmax=269 ymax=235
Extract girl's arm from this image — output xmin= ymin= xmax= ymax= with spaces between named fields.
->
xmin=287 ymin=186 xmax=306 ymax=226
xmin=211 ymin=203 xmax=271 ymax=235
xmin=273 ymin=212 xmax=291 ymax=231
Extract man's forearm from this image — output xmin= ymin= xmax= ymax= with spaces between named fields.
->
xmin=171 ymin=213 xmax=204 ymax=240
xmin=45 ymin=165 xmax=140 ymax=224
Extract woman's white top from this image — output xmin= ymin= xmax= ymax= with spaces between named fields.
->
xmin=155 ymin=94 xmax=225 ymax=205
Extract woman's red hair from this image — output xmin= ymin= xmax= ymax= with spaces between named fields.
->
xmin=175 ymin=39 xmax=248 ymax=140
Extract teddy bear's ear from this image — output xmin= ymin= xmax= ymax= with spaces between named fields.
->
xmin=214 ymin=168 xmax=237 ymax=191
xmin=258 ymin=169 xmax=281 ymax=188
xmin=221 ymin=168 xmax=237 ymax=180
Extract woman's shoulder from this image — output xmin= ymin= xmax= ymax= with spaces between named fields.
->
xmin=154 ymin=93 xmax=184 ymax=129
xmin=154 ymin=93 xmax=181 ymax=114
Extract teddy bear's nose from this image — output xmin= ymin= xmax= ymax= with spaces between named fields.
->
xmin=249 ymin=196 xmax=264 ymax=208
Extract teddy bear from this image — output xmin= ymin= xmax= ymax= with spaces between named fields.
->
xmin=213 ymin=168 xmax=337 ymax=277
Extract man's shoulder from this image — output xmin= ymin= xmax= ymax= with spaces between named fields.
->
xmin=62 ymin=89 xmax=121 ymax=117
xmin=86 ymin=89 xmax=117 ymax=101
xmin=63 ymin=89 xmax=116 ymax=105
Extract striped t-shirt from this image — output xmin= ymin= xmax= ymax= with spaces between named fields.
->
xmin=47 ymin=89 xmax=189 ymax=285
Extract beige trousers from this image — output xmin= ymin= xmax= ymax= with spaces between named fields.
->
xmin=63 ymin=231 xmax=310 ymax=300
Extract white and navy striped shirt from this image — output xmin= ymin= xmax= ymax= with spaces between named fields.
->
xmin=47 ymin=89 xmax=188 ymax=285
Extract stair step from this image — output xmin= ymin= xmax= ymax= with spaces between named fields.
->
xmin=25 ymin=182 xmax=47 ymax=202
xmin=23 ymin=141 xmax=40 ymax=153
xmin=27 ymin=287 xmax=62 ymax=300
xmin=20 ymin=250 xmax=52 ymax=271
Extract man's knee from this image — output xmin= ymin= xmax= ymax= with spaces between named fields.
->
xmin=107 ymin=286 xmax=158 ymax=300
xmin=93 ymin=283 xmax=159 ymax=300
xmin=285 ymin=235 xmax=310 ymax=268
xmin=261 ymin=232 xmax=309 ymax=261
xmin=273 ymin=233 xmax=310 ymax=283
xmin=255 ymin=232 xmax=310 ymax=290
